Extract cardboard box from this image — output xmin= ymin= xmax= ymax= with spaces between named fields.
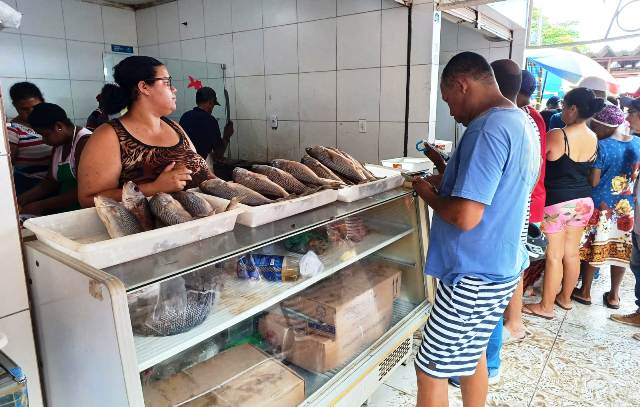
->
xmin=293 ymin=263 xmax=401 ymax=341
xmin=143 ymin=344 xmax=304 ymax=407
xmin=259 ymin=262 xmax=402 ymax=372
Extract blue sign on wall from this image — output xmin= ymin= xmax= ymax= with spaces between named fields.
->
xmin=111 ymin=44 xmax=134 ymax=54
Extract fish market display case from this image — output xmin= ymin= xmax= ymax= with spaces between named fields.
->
xmin=24 ymin=188 xmax=431 ymax=407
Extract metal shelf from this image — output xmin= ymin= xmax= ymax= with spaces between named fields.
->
xmin=134 ymin=222 xmax=415 ymax=371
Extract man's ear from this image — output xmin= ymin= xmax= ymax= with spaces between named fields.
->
xmin=456 ymin=77 xmax=469 ymax=95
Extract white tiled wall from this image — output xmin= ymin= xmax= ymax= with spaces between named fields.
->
xmin=0 ymin=0 xmax=137 ymax=125
xmin=138 ymin=0 xmax=437 ymax=163
xmin=435 ymin=19 xmax=512 ymax=145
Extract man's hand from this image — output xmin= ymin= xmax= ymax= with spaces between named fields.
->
xmin=412 ymin=176 xmax=437 ymax=200
xmin=425 ymin=174 xmax=443 ymax=190
xmin=223 ymin=121 xmax=234 ymax=140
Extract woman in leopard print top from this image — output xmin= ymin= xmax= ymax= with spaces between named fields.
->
xmin=78 ymin=56 xmax=215 ymax=207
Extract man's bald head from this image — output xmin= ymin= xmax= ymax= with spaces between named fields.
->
xmin=490 ymin=59 xmax=522 ymax=103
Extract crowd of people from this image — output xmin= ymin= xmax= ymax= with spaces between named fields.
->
xmin=412 ymin=51 xmax=640 ymax=407
xmin=5 ymin=56 xmax=234 ymax=217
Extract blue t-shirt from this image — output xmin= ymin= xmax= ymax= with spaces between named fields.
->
xmin=425 ymin=107 xmax=538 ymax=285
xmin=592 ymin=137 xmax=640 ymax=210
xmin=549 ymin=112 xmax=565 ymax=129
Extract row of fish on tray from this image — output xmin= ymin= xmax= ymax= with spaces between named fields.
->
xmin=93 ymin=145 xmax=378 ymax=239
xmin=199 ymin=145 xmax=383 ymax=206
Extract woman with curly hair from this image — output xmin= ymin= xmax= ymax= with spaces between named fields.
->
xmin=572 ymin=104 xmax=640 ymax=308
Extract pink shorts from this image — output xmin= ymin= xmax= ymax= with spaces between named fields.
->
xmin=541 ymin=197 xmax=595 ymax=234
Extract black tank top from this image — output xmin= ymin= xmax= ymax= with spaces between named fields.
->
xmin=544 ymin=128 xmax=596 ymax=206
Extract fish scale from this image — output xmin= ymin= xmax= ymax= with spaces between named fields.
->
xmin=122 ymin=181 xmax=154 ymax=231
xmin=200 ymin=178 xmax=275 ymax=206
xmin=232 ymin=167 xmax=290 ymax=198
xmin=149 ymin=193 xmax=193 ymax=225
xmin=306 ymin=146 xmax=368 ymax=183
xmin=271 ymin=159 xmax=342 ymax=187
xmin=251 ymin=165 xmax=310 ymax=195
xmin=94 ymin=196 xmax=143 ymax=238
xmin=171 ymin=191 xmax=214 ymax=217
xmin=300 ymin=155 xmax=344 ymax=183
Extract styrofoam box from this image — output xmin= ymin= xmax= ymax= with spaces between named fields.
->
xmin=195 ymin=188 xmax=339 ymax=228
xmin=381 ymin=157 xmax=434 ymax=172
xmin=23 ymin=194 xmax=243 ymax=269
xmin=336 ymin=165 xmax=404 ymax=203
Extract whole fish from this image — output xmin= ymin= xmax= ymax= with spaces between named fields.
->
xmin=232 ymin=167 xmax=290 ymax=198
xmin=300 ymin=155 xmax=345 ymax=183
xmin=271 ymin=159 xmax=342 ymax=188
xmin=334 ymin=148 xmax=381 ymax=181
xmin=149 ymin=193 xmax=193 ymax=225
xmin=94 ymin=195 xmax=142 ymax=238
xmin=200 ymin=178 xmax=275 ymax=206
xmin=306 ymin=146 xmax=368 ymax=183
xmin=251 ymin=165 xmax=310 ymax=195
xmin=171 ymin=191 xmax=214 ymax=218
xmin=121 ymin=181 xmax=154 ymax=231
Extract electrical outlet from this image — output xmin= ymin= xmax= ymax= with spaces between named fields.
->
xmin=358 ymin=119 xmax=367 ymax=133
xmin=271 ymin=114 xmax=278 ymax=129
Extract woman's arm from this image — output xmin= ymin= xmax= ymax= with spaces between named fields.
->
xmin=77 ymin=125 xmax=124 ymax=207
xmin=589 ymin=168 xmax=602 ymax=187
xmin=545 ymin=128 xmax=565 ymax=160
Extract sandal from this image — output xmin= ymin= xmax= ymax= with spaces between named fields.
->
xmin=570 ymin=288 xmax=591 ymax=305
xmin=555 ymin=299 xmax=573 ymax=311
xmin=523 ymin=305 xmax=555 ymax=320
xmin=603 ymin=291 xmax=620 ymax=310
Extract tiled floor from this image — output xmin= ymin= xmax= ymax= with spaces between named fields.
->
xmin=366 ymin=270 xmax=640 ymax=406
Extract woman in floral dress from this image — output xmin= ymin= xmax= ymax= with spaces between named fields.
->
xmin=573 ymin=104 xmax=640 ymax=308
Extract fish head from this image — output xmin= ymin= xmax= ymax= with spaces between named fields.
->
xmin=270 ymin=159 xmax=284 ymax=169
xmin=122 ymin=181 xmax=145 ymax=204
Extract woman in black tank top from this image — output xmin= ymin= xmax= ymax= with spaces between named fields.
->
xmin=524 ymin=88 xmax=604 ymax=320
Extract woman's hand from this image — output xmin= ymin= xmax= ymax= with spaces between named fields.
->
xmin=150 ymin=162 xmax=193 ymax=193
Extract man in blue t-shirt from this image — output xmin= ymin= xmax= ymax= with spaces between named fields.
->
xmin=413 ymin=52 xmax=538 ymax=406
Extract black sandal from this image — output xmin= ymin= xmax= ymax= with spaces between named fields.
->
xmin=571 ymin=288 xmax=592 ymax=305
xmin=603 ymin=291 xmax=620 ymax=310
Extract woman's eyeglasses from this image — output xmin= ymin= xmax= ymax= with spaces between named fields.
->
xmin=146 ymin=76 xmax=173 ymax=88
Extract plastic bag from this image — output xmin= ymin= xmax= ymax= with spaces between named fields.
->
xmin=299 ymin=251 xmax=324 ymax=278
xmin=129 ymin=270 xmax=220 ymax=337
xmin=327 ymin=216 xmax=369 ymax=244
xmin=236 ymin=254 xmax=300 ymax=282
xmin=283 ymin=230 xmax=329 ymax=255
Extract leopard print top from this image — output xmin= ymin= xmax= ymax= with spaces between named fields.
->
xmin=109 ymin=117 xmax=214 ymax=189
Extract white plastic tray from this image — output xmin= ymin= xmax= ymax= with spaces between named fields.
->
xmin=23 ymin=193 xmax=243 ymax=269
xmin=381 ymin=157 xmax=434 ymax=172
xmin=337 ymin=165 xmax=404 ymax=202
xmin=235 ymin=188 xmax=338 ymax=227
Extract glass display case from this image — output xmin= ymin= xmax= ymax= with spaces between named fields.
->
xmin=25 ymin=189 xmax=430 ymax=407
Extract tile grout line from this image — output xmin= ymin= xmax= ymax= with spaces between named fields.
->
xmin=526 ymin=310 xmax=569 ymax=407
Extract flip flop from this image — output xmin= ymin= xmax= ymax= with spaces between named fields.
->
xmin=502 ymin=327 xmax=532 ymax=344
xmin=570 ymin=288 xmax=592 ymax=305
xmin=554 ymin=299 xmax=573 ymax=311
xmin=603 ymin=291 xmax=620 ymax=310
xmin=633 ymin=333 xmax=640 ymax=342
xmin=522 ymin=305 xmax=554 ymax=320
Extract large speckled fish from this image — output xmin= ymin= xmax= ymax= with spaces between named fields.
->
xmin=121 ymin=181 xmax=154 ymax=231
xmin=171 ymin=191 xmax=214 ymax=218
xmin=251 ymin=165 xmax=311 ymax=195
xmin=305 ymin=146 xmax=368 ymax=183
xmin=271 ymin=159 xmax=342 ymax=188
xmin=300 ymin=155 xmax=346 ymax=184
xmin=94 ymin=196 xmax=142 ymax=238
xmin=232 ymin=167 xmax=290 ymax=198
xmin=149 ymin=193 xmax=193 ymax=225
xmin=200 ymin=178 xmax=275 ymax=206
xmin=333 ymin=147 xmax=380 ymax=181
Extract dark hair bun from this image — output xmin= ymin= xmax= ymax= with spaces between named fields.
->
xmin=588 ymin=98 xmax=605 ymax=117
xmin=563 ymin=87 xmax=605 ymax=119
xmin=101 ymin=56 xmax=164 ymax=113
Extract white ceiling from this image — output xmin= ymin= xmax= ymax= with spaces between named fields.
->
xmin=80 ymin=0 xmax=173 ymax=9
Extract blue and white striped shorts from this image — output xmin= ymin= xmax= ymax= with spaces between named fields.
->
xmin=415 ymin=276 xmax=519 ymax=378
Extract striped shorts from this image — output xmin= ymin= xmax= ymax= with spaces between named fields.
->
xmin=415 ymin=276 xmax=519 ymax=378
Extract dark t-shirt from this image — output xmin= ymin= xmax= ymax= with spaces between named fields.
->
xmin=179 ymin=107 xmax=223 ymax=159
xmin=540 ymin=109 xmax=559 ymax=132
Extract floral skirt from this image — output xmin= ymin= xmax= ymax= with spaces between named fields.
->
xmin=579 ymin=199 xmax=634 ymax=267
